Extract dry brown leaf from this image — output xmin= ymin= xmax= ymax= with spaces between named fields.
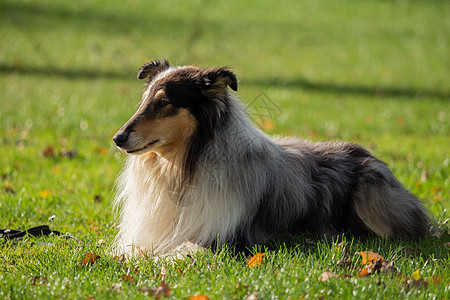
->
xmin=31 ymin=276 xmax=48 ymax=285
xmin=321 ymin=269 xmax=338 ymax=282
xmin=43 ymin=146 xmax=55 ymax=157
xmin=96 ymin=147 xmax=108 ymax=155
xmin=81 ymin=252 xmax=100 ymax=266
xmin=403 ymin=278 xmax=429 ymax=290
xmin=380 ymin=260 xmax=397 ymax=274
xmin=59 ymin=149 xmax=77 ymax=159
xmin=4 ymin=183 xmax=15 ymax=194
xmin=138 ymin=281 xmax=171 ymax=298
xmin=431 ymin=187 xmax=442 ymax=194
xmin=246 ymin=291 xmax=259 ymax=300
xmin=336 ymin=259 xmax=352 ymax=269
xmin=119 ymin=274 xmax=135 ymax=284
xmin=248 ymin=253 xmax=265 ymax=268
xmin=111 ymin=282 xmax=122 ymax=292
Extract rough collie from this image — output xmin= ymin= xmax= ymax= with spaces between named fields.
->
xmin=112 ymin=59 xmax=431 ymax=257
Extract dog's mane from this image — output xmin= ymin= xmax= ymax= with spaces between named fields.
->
xmin=113 ymin=62 xmax=432 ymax=256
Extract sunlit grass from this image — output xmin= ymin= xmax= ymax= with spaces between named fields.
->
xmin=0 ymin=0 xmax=449 ymax=298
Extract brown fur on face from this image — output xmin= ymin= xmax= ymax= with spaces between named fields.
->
xmin=114 ymin=88 xmax=197 ymax=156
xmin=133 ymin=108 xmax=197 ymax=156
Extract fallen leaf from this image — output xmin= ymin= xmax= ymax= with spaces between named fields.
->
xmin=4 ymin=183 xmax=15 ymax=194
xmin=43 ymin=146 xmax=55 ymax=157
xmin=111 ymin=282 xmax=122 ymax=292
xmin=31 ymin=276 xmax=48 ymax=285
xmin=96 ymin=147 xmax=108 ymax=155
xmin=246 ymin=291 xmax=259 ymax=300
xmin=359 ymin=251 xmax=384 ymax=265
xmin=248 ymin=253 xmax=265 ymax=268
xmin=321 ymin=269 xmax=338 ymax=281
xmin=430 ymin=275 xmax=441 ymax=284
xmin=119 ymin=274 xmax=135 ymax=284
xmin=336 ymin=259 xmax=352 ymax=269
xmin=357 ymin=266 xmax=371 ymax=277
xmin=380 ymin=260 xmax=397 ymax=274
xmin=39 ymin=190 xmax=53 ymax=198
xmin=81 ymin=252 xmax=100 ymax=266
xmin=138 ymin=281 xmax=171 ymax=298
xmin=411 ymin=269 xmax=421 ymax=281
xmin=59 ymin=149 xmax=77 ymax=159
xmin=431 ymin=187 xmax=442 ymax=194
xmin=188 ymin=295 xmax=210 ymax=300
xmin=52 ymin=165 xmax=61 ymax=174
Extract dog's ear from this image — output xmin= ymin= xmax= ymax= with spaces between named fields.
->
xmin=201 ymin=67 xmax=238 ymax=92
xmin=137 ymin=59 xmax=170 ymax=81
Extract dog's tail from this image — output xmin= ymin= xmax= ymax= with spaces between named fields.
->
xmin=352 ymin=160 xmax=433 ymax=238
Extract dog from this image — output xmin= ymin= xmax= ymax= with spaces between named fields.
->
xmin=112 ymin=59 xmax=432 ymax=257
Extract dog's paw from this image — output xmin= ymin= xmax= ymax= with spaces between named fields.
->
xmin=165 ymin=241 xmax=208 ymax=259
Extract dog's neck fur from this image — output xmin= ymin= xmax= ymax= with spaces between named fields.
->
xmin=113 ymin=92 xmax=270 ymax=255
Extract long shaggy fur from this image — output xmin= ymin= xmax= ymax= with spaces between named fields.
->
xmin=112 ymin=60 xmax=432 ymax=256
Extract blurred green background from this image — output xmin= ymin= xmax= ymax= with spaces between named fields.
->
xmin=0 ymin=0 xmax=448 ymax=229
xmin=0 ymin=1 xmax=449 ymax=298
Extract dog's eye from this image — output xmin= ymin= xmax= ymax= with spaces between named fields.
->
xmin=156 ymin=99 xmax=170 ymax=108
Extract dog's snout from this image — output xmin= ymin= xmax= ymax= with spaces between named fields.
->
xmin=113 ymin=132 xmax=129 ymax=147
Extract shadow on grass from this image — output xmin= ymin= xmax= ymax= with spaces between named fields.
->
xmin=2 ymin=63 xmax=449 ymax=100
xmin=245 ymin=77 xmax=450 ymax=100
xmin=259 ymin=232 xmax=450 ymax=261
xmin=0 ymin=64 xmax=132 ymax=80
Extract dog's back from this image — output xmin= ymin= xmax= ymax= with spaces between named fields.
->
xmin=112 ymin=60 xmax=432 ymax=256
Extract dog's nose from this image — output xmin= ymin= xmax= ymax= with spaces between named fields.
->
xmin=113 ymin=132 xmax=129 ymax=147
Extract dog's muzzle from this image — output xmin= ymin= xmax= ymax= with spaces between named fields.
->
xmin=113 ymin=132 xmax=129 ymax=148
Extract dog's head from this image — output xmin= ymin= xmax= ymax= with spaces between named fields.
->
xmin=113 ymin=60 xmax=238 ymax=156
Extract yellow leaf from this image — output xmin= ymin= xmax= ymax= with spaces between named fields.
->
xmin=39 ymin=190 xmax=53 ymax=198
xmin=96 ymin=147 xmax=108 ymax=155
xmin=52 ymin=165 xmax=61 ymax=174
xmin=412 ymin=269 xmax=421 ymax=281
xmin=248 ymin=253 xmax=265 ymax=268
xmin=359 ymin=251 xmax=384 ymax=265
xmin=188 ymin=295 xmax=210 ymax=300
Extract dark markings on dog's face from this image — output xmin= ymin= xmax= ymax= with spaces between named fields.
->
xmin=114 ymin=60 xmax=239 ymax=179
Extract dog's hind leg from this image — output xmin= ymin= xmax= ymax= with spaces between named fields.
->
xmin=352 ymin=160 xmax=431 ymax=238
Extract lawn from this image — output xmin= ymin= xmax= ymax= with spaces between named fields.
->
xmin=0 ymin=0 xmax=449 ymax=299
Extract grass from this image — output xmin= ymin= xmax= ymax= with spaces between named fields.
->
xmin=0 ymin=0 xmax=449 ymax=298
